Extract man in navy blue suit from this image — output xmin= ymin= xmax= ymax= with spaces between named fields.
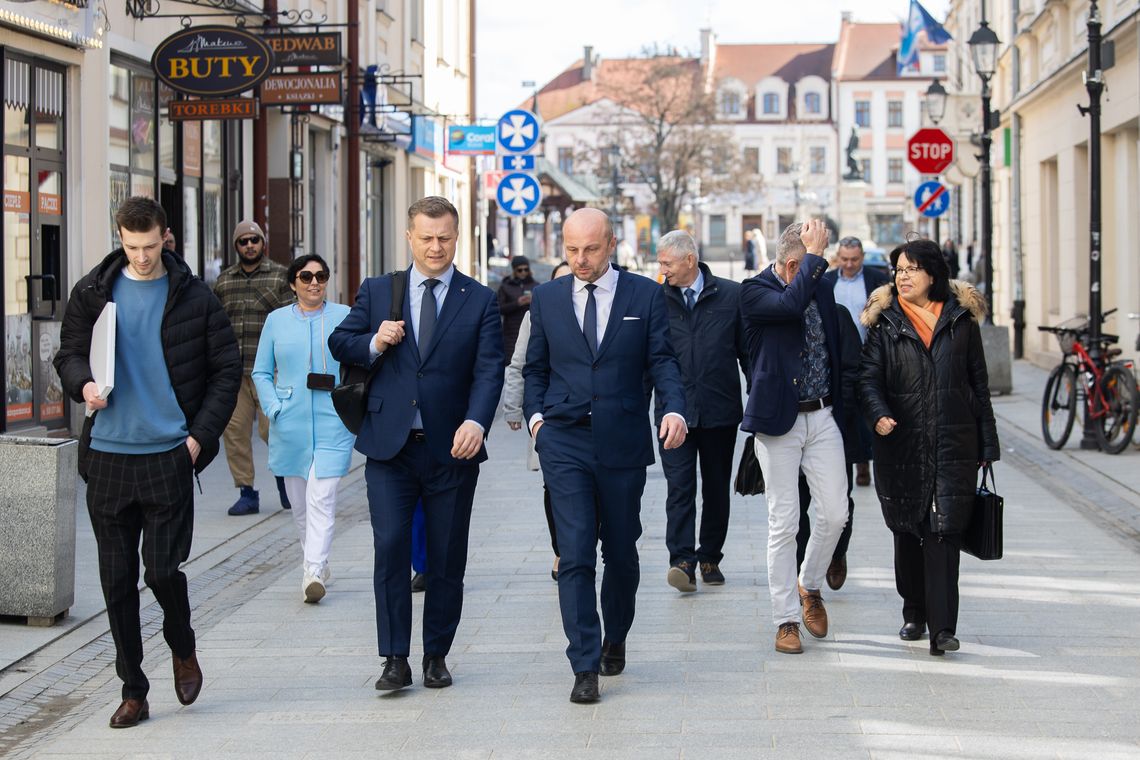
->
xmin=740 ymin=219 xmax=849 ymax=656
xmin=328 ymin=196 xmax=503 ymax=692
xmin=523 ymin=208 xmax=686 ymax=704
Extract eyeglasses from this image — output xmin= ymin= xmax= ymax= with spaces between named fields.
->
xmin=894 ymin=265 xmax=924 ymax=277
xmin=296 ymin=270 xmax=330 ymax=284
xmin=237 ymin=236 xmax=262 ymax=246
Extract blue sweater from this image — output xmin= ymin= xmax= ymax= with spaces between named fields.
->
xmin=91 ymin=272 xmax=188 ymax=454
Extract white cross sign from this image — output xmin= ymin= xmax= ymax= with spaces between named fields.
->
xmin=497 ymin=109 xmax=540 ymax=154
xmin=496 ymin=172 xmax=542 ymax=217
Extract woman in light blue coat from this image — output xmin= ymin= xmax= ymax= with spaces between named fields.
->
xmin=253 ymin=254 xmax=354 ymax=603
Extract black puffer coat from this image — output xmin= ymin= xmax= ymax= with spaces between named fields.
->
xmin=858 ymin=281 xmax=1000 ymax=536
xmin=54 ymin=250 xmax=241 ymax=478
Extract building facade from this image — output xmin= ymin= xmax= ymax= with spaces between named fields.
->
xmin=0 ymin=0 xmax=474 ymax=435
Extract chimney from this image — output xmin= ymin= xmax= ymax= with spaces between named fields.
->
xmin=700 ymin=28 xmax=714 ymax=65
xmin=841 ymin=10 xmax=852 ymax=23
xmin=583 ymin=45 xmax=593 ymax=80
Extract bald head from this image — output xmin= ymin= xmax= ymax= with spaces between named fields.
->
xmin=563 ymin=208 xmax=616 ymax=283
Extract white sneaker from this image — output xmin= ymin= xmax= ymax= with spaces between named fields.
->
xmin=302 ymin=572 xmax=326 ymax=603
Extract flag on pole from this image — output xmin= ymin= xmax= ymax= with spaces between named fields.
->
xmin=897 ymin=0 xmax=953 ymax=74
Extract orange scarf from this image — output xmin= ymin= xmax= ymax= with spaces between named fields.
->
xmin=898 ymin=297 xmax=944 ymax=348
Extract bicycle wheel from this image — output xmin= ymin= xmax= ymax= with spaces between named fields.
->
xmin=1041 ymin=363 xmax=1077 ymax=449
xmin=1094 ymin=365 xmax=1139 ymax=454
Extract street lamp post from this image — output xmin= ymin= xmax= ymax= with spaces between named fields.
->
xmin=924 ymin=79 xmax=948 ymax=245
xmin=968 ymin=14 xmax=999 ymax=326
xmin=1078 ymin=1 xmax=1106 ymax=449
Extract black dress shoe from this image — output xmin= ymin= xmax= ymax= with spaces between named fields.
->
xmin=599 ymin=640 xmax=625 ymax=676
xmin=109 ymin=698 xmax=149 ymax=728
xmin=570 ymin=671 xmax=599 ymax=703
xmin=411 ymin=572 xmax=426 ymax=593
xmin=898 ymin=622 xmax=925 ymax=641
xmin=931 ymin=631 xmax=960 ymax=656
xmin=422 ymin=655 xmax=453 ymax=688
xmin=374 ymin=656 xmax=412 ymax=691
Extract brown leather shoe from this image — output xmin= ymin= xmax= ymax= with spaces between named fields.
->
xmin=855 ymin=462 xmax=871 ymax=487
xmin=826 ymin=556 xmax=847 ymax=591
xmin=799 ymin=585 xmax=829 ymax=639
xmin=109 ymin=698 xmax=149 ymax=728
xmin=172 ymin=652 xmax=203 ymax=706
xmin=775 ymin=622 xmax=802 ymax=654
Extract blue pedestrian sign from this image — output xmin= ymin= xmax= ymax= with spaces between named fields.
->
xmin=501 ymin=154 xmax=536 ymax=172
xmin=497 ymin=109 xmax=540 ymax=153
xmin=914 ymin=180 xmax=950 ymax=218
xmin=496 ymin=172 xmax=542 ymax=217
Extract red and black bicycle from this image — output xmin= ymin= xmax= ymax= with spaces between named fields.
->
xmin=1038 ymin=309 xmax=1139 ymax=454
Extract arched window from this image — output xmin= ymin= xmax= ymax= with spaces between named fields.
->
xmin=762 ymin=93 xmax=779 ymax=115
xmin=721 ymin=90 xmax=741 ymax=116
xmin=804 ymin=92 xmax=821 ymax=114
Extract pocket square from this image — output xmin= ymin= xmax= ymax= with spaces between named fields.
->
xmin=622 ymin=316 xmax=641 ymax=321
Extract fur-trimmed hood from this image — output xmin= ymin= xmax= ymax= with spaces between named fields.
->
xmin=860 ymin=280 xmax=987 ymax=328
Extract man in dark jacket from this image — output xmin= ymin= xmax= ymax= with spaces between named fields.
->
xmin=54 ymin=197 xmax=241 ymax=729
xmin=740 ymin=219 xmax=849 ymax=656
xmin=655 ymin=230 xmax=749 ymax=591
xmin=497 ymin=255 xmax=537 ymax=362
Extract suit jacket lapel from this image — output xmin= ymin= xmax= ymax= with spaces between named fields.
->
xmin=595 ymin=270 xmax=632 ymax=360
xmin=420 ymin=271 xmax=472 ymax=364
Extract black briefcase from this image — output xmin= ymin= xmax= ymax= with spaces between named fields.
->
xmin=733 ymin=434 xmax=765 ymax=496
xmin=963 ymin=464 xmax=1003 ymax=560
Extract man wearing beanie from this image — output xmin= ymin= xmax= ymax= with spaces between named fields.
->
xmin=213 ymin=221 xmax=294 ymax=515
xmin=496 ymin=255 xmax=537 ymax=362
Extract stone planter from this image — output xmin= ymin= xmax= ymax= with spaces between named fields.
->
xmin=0 ymin=435 xmax=77 ymax=625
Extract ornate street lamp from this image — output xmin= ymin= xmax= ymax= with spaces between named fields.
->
xmin=925 ymin=79 xmax=947 ymax=126
xmin=968 ymin=16 xmax=999 ymax=325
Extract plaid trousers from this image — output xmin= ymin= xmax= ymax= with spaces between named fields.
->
xmin=86 ymin=445 xmax=196 ymax=700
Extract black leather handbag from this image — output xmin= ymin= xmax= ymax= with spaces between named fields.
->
xmin=963 ymin=464 xmax=1003 ymax=560
xmin=331 ymin=270 xmax=406 ymax=435
xmin=733 ymin=434 xmax=766 ymax=496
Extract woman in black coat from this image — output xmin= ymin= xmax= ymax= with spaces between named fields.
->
xmin=858 ymin=239 xmax=999 ymax=656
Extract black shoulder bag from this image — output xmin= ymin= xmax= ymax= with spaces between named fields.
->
xmin=332 ymin=270 xmax=407 ymax=435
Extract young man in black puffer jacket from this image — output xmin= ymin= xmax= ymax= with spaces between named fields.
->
xmin=54 ymin=196 xmax=240 ymax=729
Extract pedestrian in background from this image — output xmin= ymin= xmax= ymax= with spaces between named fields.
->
xmin=502 ymin=260 xmax=573 ymax=581
xmin=743 ymin=230 xmax=758 ymax=273
xmin=497 ymin=255 xmax=537 ymax=362
xmin=523 ymin=208 xmax=686 ymax=704
xmin=859 ymin=238 xmax=999 ymax=656
xmin=329 ymin=196 xmax=504 ymax=693
xmin=252 ymin=254 xmax=354 ymax=604
xmin=54 ymin=196 xmax=240 ymax=728
xmin=941 ymin=239 xmax=960 ymax=280
xmin=655 ymin=230 xmax=749 ymax=592
xmin=214 ymin=220 xmax=295 ymax=516
xmin=740 ymin=219 xmax=850 ymax=655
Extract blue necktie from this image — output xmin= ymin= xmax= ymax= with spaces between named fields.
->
xmin=583 ymin=283 xmax=598 ymax=356
xmin=418 ymin=279 xmax=440 ymax=349
xmin=684 ymin=287 xmax=696 ymax=311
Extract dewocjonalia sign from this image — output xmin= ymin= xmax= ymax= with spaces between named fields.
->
xmin=261 ymin=73 xmax=342 ymax=105
xmin=152 ymin=26 xmax=274 ymax=98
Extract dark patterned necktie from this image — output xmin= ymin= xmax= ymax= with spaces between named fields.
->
xmin=684 ymin=288 xmax=696 ymax=310
xmin=583 ymin=283 xmax=598 ymax=356
xmin=419 ymin=279 xmax=440 ymax=349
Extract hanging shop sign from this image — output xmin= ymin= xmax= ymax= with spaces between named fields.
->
xmin=152 ymin=26 xmax=274 ymax=98
xmin=260 ymin=73 xmax=342 ymax=106
xmin=168 ymin=98 xmax=259 ymax=121
xmin=261 ymin=32 xmax=342 ymax=67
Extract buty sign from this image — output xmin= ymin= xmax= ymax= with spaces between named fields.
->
xmin=262 ymin=32 xmax=341 ymax=67
xmin=152 ymin=26 xmax=274 ymax=98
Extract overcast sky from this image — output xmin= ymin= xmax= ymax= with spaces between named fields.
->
xmin=475 ymin=0 xmax=951 ymax=121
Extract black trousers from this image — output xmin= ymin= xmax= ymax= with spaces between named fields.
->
xmin=795 ymin=464 xmax=855 ymax=571
xmin=659 ymin=425 xmax=737 ymax=566
xmin=86 ymin=445 xmax=196 ymax=701
xmin=894 ymin=520 xmax=961 ymax=636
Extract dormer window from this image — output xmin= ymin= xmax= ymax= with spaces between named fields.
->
xmin=804 ymin=92 xmax=821 ymax=114
xmin=762 ymin=93 xmax=780 ymax=115
xmin=721 ymin=90 xmax=741 ymax=116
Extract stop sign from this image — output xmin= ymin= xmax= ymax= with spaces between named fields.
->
xmin=907 ymin=128 xmax=954 ymax=174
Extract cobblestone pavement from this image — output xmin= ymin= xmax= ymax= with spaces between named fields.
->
xmin=3 ymin=358 xmax=1140 ymax=758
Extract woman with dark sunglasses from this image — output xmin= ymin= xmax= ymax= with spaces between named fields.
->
xmin=252 ymin=254 xmax=355 ymax=603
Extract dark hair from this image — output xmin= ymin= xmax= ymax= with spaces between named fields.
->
xmin=407 ymin=196 xmax=459 ymax=228
xmin=115 ymin=196 xmax=166 ymax=234
xmin=889 ymin=239 xmax=951 ymax=302
xmin=287 ymin=253 xmax=330 ymax=283
xmin=550 ymin=260 xmax=570 ymax=281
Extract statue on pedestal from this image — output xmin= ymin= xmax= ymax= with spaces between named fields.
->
xmin=843 ymin=127 xmax=862 ymax=181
